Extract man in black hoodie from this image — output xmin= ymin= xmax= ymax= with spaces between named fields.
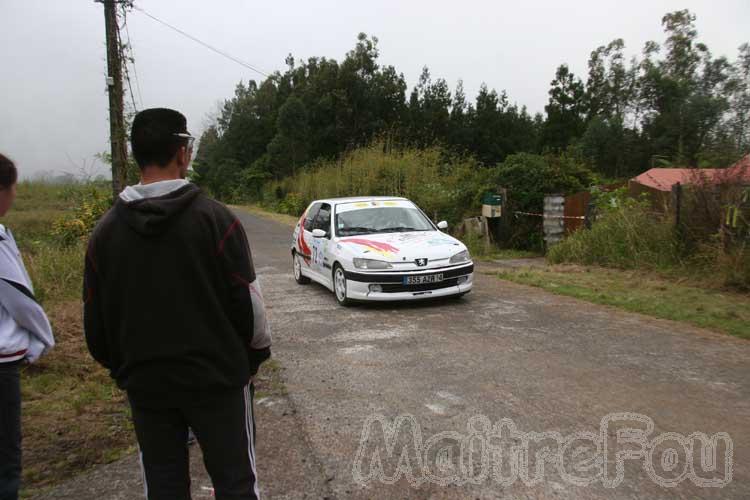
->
xmin=84 ymin=108 xmax=271 ymax=500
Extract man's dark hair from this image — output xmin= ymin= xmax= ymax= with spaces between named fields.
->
xmin=130 ymin=108 xmax=189 ymax=169
xmin=0 ymin=153 xmax=18 ymax=189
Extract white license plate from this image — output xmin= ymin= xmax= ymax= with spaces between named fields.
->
xmin=404 ymin=273 xmax=444 ymax=285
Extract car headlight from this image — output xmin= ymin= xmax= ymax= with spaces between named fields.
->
xmin=450 ymin=250 xmax=471 ymax=264
xmin=353 ymin=258 xmax=393 ymax=270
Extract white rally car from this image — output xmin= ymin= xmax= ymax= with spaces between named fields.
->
xmin=291 ymin=197 xmax=473 ymax=305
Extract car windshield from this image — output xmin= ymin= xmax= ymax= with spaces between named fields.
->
xmin=335 ymin=205 xmax=434 ymax=236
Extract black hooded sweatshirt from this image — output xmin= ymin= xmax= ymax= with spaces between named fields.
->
xmin=83 ymin=183 xmax=270 ymax=408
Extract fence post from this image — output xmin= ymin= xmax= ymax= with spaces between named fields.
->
xmin=490 ymin=187 xmax=508 ymax=246
xmin=482 ymin=216 xmax=491 ymax=253
xmin=543 ymin=194 xmax=565 ymax=247
xmin=671 ymin=182 xmax=682 ymax=229
xmin=584 ymin=201 xmax=596 ymax=229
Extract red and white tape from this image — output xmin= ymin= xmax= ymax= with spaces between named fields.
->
xmin=513 ymin=211 xmax=585 ymax=220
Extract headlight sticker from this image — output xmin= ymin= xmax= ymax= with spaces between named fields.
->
xmin=342 ymin=238 xmax=400 ymax=258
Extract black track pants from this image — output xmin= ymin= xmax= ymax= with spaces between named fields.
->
xmin=0 ymin=361 xmax=21 ymax=500
xmin=130 ymin=383 xmax=259 ymax=500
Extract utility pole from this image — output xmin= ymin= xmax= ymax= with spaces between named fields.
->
xmin=98 ymin=0 xmax=128 ymax=198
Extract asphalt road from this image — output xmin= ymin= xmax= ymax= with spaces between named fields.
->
xmin=35 ymin=208 xmax=749 ymax=500
xmin=238 ymin=208 xmax=749 ymax=500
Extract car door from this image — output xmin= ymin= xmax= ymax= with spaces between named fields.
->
xmin=310 ymin=203 xmax=332 ymax=280
xmin=298 ymin=202 xmax=321 ymax=278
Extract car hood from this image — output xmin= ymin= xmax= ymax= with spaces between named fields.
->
xmin=337 ymin=231 xmax=465 ymax=261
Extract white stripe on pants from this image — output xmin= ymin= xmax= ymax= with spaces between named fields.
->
xmin=243 ymin=383 xmax=260 ymax=499
xmin=138 ymin=447 xmax=148 ymax=498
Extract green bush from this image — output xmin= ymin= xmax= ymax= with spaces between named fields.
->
xmin=489 ymin=152 xmax=597 ymax=249
xmin=278 ymin=192 xmax=307 ymax=216
xmin=52 ymin=186 xmax=111 ymax=246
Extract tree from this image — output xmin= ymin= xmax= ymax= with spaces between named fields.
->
xmin=267 ymin=96 xmax=310 ymax=179
xmin=470 ymin=84 xmax=504 ymax=165
xmin=447 ymin=79 xmax=472 ymax=152
xmin=638 ymin=10 xmax=732 ymax=165
xmin=192 ymin=12 xmax=748 ymax=203
xmin=491 ymin=153 xmax=596 ymax=248
xmin=336 ymin=33 xmax=383 ymax=147
xmin=542 ymin=65 xmax=587 ymax=151
xmin=586 ymin=39 xmax=635 ymax=121
xmin=191 ymin=125 xmax=220 ymax=187
xmin=727 ymin=43 xmax=750 ymax=153
xmin=405 ymin=67 xmax=452 ymax=147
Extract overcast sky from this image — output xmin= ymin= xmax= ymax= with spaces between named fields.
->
xmin=1 ymin=0 xmax=748 ymax=179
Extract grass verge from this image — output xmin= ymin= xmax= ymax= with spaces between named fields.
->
xmin=19 ymin=303 xmax=135 ymax=498
xmin=2 ymin=182 xmax=135 ymax=498
xmin=479 ymin=249 xmax=542 ymax=261
xmin=490 ymin=264 xmax=750 ymax=339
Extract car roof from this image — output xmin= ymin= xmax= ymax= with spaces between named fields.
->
xmin=314 ymin=196 xmax=409 ymax=205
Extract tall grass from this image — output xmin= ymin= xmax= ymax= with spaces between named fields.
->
xmin=21 ymin=241 xmax=85 ymax=304
xmin=4 ymin=181 xmax=109 ymax=304
xmin=548 ymin=198 xmax=683 ymax=270
xmin=549 ymin=193 xmax=749 ymax=291
xmin=263 ymin=144 xmax=490 ymax=224
xmin=718 ymin=245 xmax=750 ymax=290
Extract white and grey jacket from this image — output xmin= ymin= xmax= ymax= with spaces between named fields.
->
xmin=0 ymin=225 xmax=55 ymax=363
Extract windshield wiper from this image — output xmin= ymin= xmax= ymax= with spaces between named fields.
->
xmin=376 ymin=227 xmax=424 ymax=233
xmin=339 ymin=227 xmax=375 ymax=236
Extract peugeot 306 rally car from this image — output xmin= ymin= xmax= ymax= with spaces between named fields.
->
xmin=291 ymin=197 xmax=474 ymax=306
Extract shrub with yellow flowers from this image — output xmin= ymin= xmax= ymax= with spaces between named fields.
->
xmin=52 ymin=187 xmax=112 ymax=245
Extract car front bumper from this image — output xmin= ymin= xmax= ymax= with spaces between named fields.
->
xmin=343 ymin=264 xmax=474 ymax=301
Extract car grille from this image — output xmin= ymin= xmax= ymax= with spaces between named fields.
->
xmin=379 ymin=277 xmax=460 ymax=293
xmin=345 ymin=264 xmax=473 ymax=283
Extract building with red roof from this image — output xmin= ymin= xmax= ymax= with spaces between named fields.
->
xmin=628 ymin=155 xmax=750 ymax=209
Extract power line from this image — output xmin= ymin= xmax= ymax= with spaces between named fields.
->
xmin=116 ymin=13 xmax=138 ymax=112
xmin=121 ymin=5 xmax=144 ymax=108
xmin=131 ymin=4 xmax=269 ymax=78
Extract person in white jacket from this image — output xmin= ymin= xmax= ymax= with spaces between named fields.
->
xmin=0 ymin=153 xmax=54 ymax=500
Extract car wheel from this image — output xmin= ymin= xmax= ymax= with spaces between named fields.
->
xmin=293 ymin=252 xmax=310 ymax=284
xmin=333 ymin=264 xmax=351 ymax=306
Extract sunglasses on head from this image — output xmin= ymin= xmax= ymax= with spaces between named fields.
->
xmin=173 ymin=132 xmax=195 ymax=150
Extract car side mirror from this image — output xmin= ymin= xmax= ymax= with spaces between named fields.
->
xmin=312 ymin=229 xmax=327 ymax=238
xmin=437 ymin=221 xmax=448 ymax=230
